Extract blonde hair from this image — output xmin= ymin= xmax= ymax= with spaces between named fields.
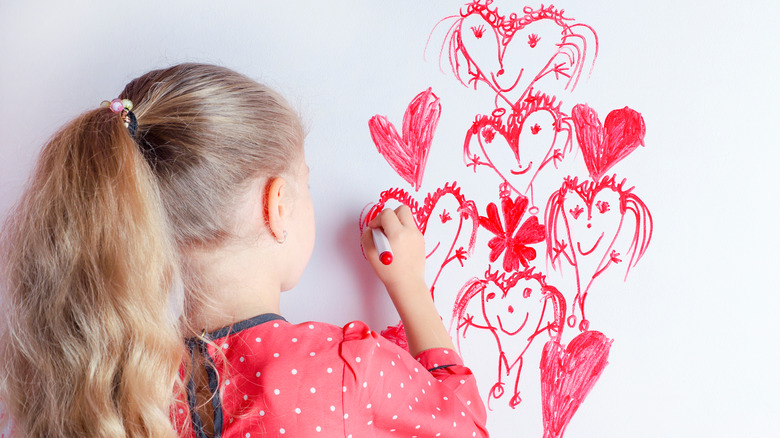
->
xmin=0 ymin=63 xmax=304 ymax=437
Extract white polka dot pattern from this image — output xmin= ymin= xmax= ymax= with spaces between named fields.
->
xmin=172 ymin=317 xmax=487 ymax=437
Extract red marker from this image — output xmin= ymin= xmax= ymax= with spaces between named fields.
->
xmin=371 ymin=228 xmax=394 ymax=265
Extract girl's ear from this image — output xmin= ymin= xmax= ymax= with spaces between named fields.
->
xmin=265 ymin=176 xmax=287 ymax=242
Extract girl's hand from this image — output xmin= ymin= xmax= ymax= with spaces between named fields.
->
xmin=361 ymin=205 xmax=455 ymax=356
xmin=360 ymin=206 xmax=426 ymax=297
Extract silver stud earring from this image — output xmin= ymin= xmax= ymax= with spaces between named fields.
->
xmin=276 ymin=230 xmax=288 ymax=244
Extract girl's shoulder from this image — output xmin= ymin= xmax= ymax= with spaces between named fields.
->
xmin=203 ymin=314 xmax=380 ymax=360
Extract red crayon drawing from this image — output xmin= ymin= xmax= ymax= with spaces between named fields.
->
xmin=546 ymin=175 xmax=652 ymax=331
xmin=363 ymin=182 xmax=479 ymax=296
xmin=428 ymin=2 xmax=599 ymax=209
xmin=546 ymin=104 xmax=651 ymax=331
xmin=454 ymin=266 xmax=564 ymax=408
xmin=462 ymin=91 xmax=574 ymax=207
xmin=540 ymin=330 xmax=612 ymax=438
xmin=365 ymin=3 xmax=650 ymax=436
xmin=362 ymin=183 xmax=479 ymax=348
xmin=479 ymin=194 xmax=545 ymax=273
xmin=368 ymin=88 xmax=441 ymax=191
xmin=432 ymin=2 xmax=597 ymax=105
xmin=571 ymin=104 xmax=646 ymax=181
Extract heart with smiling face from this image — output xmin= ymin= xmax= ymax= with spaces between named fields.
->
xmin=452 ymin=267 xmax=565 ymax=408
xmin=463 ymin=92 xmax=570 ymax=207
xmin=454 ymin=267 xmax=564 ymax=364
xmin=368 ymin=88 xmax=441 ymax=192
xmin=364 ymin=183 xmax=479 ymax=349
xmin=572 ymin=104 xmax=646 ymax=181
xmin=363 ymin=182 xmax=480 ymax=298
xmin=540 ymin=330 xmax=612 ymax=438
xmin=452 ymin=4 xmax=575 ymax=101
xmin=545 ymin=175 xmax=653 ymax=330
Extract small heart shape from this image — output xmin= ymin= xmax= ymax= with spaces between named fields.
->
xmin=540 ymin=330 xmax=612 ymax=438
xmin=572 ymin=104 xmax=646 ymax=181
xmin=368 ymin=88 xmax=441 ymax=191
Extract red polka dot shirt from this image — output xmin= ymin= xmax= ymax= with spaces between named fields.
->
xmin=173 ymin=314 xmax=488 ymax=437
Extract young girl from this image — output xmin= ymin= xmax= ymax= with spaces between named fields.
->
xmin=0 ymin=63 xmax=488 ymax=437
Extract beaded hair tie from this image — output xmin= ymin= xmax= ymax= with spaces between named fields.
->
xmin=100 ymin=98 xmax=138 ymax=137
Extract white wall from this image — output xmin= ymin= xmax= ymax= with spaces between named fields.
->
xmin=1 ymin=1 xmax=778 ymax=436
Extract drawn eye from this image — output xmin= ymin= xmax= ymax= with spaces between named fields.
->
xmin=522 ymin=287 xmax=532 ymax=299
xmin=530 ymin=123 xmax=541 ymax=135
xmin=471 ymin=25 xmax=486 ymax=39
xmin=439 ymin=210 xmax=452 ymax=224
xmin=486 ymin=292 xmax=496 ymax=302
xmin=595 ymin=201 xmax=610 ymax=214
xmin=482 ymin=126 xmax=496 ymax=143
xmin=528 ymin=33 xmax=540 ymax=48
xmin=569 ymin=205 xmax=584 ymax=219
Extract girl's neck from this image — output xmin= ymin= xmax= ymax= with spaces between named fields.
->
xmin=184 ymin=242 xmax=283 ymax=332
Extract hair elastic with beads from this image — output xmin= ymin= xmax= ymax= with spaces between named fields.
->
xmin=100 ymin=98 xmax=138 ymax=137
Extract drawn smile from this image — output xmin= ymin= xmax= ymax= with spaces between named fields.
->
xmin=497 ymin=312 xmax=529 ymax=336
xmin=576 ymin=233 xmax=604 ymax=256
xmin=490 ymin=68 xmax=524 ymax=92
xmin=509 ymin=161 xmax=533 ymax=175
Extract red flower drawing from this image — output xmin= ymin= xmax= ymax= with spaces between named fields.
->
xmin=479 ymin=195 xmax=545 ymax=272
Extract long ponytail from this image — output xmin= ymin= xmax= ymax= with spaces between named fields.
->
xmin=0 ymin=108 xmax=183 ymax=436
xmin=1 ymin=63 xmax=304 ymax=437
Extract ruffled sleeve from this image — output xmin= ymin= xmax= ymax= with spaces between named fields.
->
xmin=339 ymin=321 xmax=488 ymax=437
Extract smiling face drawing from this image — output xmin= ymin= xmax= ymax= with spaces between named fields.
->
xmin=458 ymin=13 xmax=563 ymax=95
xmin=562 ymin=184 xmax=622 ymax=258
xmin=481 ymin=276 xmax=541 ymax=339
xmin=454 ymin=268 xmax=564 ymax=354
xmin=451 ymin=267 xmax=565 ymax=408
xmin=463 ymin=94 xmax=572 ymax=206
xmin=441 ymin=3 xmax=596 ymax=102
xmin=545 ymin=175 xmax=652 ymax=330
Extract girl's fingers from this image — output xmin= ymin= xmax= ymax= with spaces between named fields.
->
xmin=361 ymin=227 xmax=376 ymax=254
xmin=366 ymin=205 xmax=418 ymax=237
xmin=377 ymin=207 xmax=402 ymax=235
xmin=394 ymin=205 xmax=416 ymax=229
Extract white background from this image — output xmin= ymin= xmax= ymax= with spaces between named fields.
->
xmin=1 ymin=1 xmax=778 ymax=437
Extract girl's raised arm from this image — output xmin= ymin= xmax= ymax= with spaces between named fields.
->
xmin=361 ymin=205 xmax=456 ymax=356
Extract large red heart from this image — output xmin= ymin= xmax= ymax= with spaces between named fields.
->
xmin=540 ymin=330 xmax=612 ymax=438
xmin=368 ymin=88 xmax=441 ymax=191
xmin=572 ymin=104 xmax=645 ymax=181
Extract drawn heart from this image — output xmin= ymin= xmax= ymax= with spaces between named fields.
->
xmin=368 ymin=88 xmax=441 ymax=191
xmin=453 ymin=267 xmax=565 ymax=408
xmin=364 ymin=182 xmax=479 ymax=292
xmin=363 ymin=183 xmax=479 ymax=348
xmin=546 ymin=175 xmax=652 ymax=330
xmin=463 ymin=92 xmax=569 ymax=206
xmin=540 ymin=330 xmax=612 ymax=438
xmin=572 ymin=104 xmax=645 ymax=181
xmin=454 ymin=5 xmax=576 ymax=101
